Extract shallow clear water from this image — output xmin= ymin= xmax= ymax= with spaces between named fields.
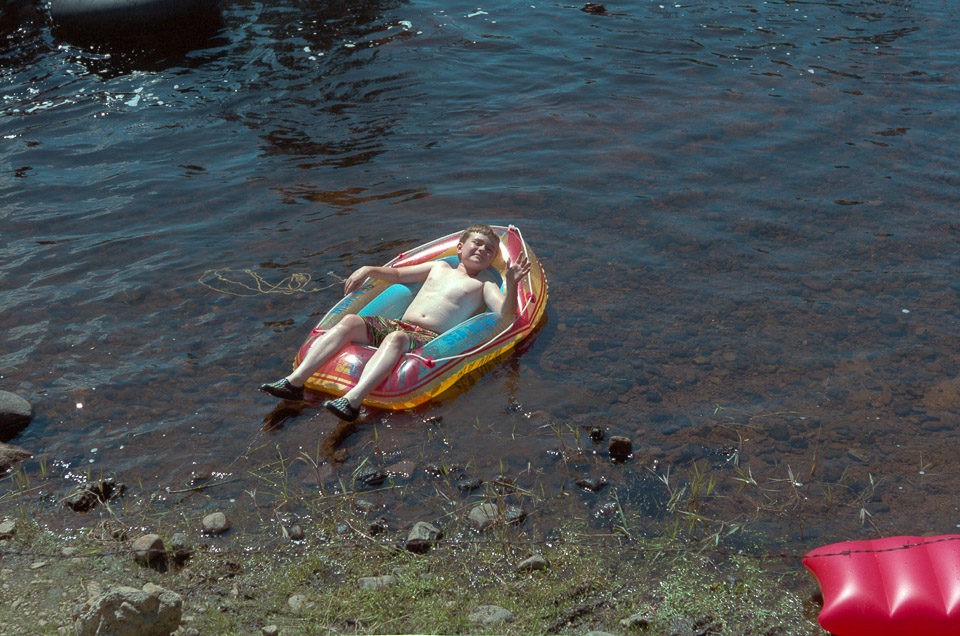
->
xmin=3 ymin=0 xmax=960 ymax=551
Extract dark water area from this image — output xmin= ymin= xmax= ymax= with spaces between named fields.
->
xmin=3 ymin=0 xmax=960 ymax=556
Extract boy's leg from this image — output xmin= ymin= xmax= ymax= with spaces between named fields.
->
xmin=338 ymin=330 xmax=410 ymax=410
xmin=287 ymin=314 xmax=370 ymax=386
xmin=260 ymin=315 xmax=370 ymax=399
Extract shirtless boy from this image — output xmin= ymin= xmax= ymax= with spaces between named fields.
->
xmin=259 ymin=223 xmax=530 ymax=422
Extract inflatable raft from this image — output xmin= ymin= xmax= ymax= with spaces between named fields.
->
xmin=295 ymin=225 xmax=547 ymax=409
xmin=804 ymin=535 xmax=960 ymax=636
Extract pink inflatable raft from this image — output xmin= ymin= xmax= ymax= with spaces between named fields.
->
xmin=804 ymin=535 xmax=960 ymax=636
xmin=293 ymin=225 xmax=547 ymax=409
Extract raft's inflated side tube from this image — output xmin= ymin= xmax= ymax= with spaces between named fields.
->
xmin=296 ymin=225 xmax=548 ymax=409
xmin=804 ymin=535 xmax=960 ymax=636
xmin=50 ymin=0 xmax=221 ymax=37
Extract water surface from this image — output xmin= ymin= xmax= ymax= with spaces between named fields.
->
xmin=3 ymin=0 xmax=960 ymax=553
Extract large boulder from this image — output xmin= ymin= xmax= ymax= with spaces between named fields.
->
xmin=75 ymin=583 xmax=182 ymax=636
xmin=0 ymin=391 xmax=33 ymax=442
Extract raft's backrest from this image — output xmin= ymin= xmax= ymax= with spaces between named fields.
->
xmin=357 ymin=256 xmax=503 ymax=321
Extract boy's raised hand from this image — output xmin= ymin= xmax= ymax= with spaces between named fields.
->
xmin=505 ymin=253 xmax=531 ymax=286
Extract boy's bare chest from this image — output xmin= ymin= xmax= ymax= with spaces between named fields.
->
xmin=422 ymin=268 xmax=483 ymax=303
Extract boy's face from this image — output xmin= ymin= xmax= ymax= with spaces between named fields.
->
xmin=458 ymin=232 xmax=498 ymax=269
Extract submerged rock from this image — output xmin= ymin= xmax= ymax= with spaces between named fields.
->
xmin=504 ymin=505 xmax=526 ymax=525
xmin=385 ymin=460 xmax=415 ymax=479
xmin=355 ymin=464 xmax=386 ymax=487
xmin=75 ymin=583 xmax=182 ymax=636
xmin=0 ymin=391 xmax=33 ymax=441
xmin=64 ymin=479 xmax=126 ymax=513
xmin=575 ymin=477 xmax=609 ymax=493
xmin=456 ymin=477 xmax=484 ymax=493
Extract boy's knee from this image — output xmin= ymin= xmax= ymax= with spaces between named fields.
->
xmin=341 ymin=314 xmax=364 ymax=328
xmin=382 ymin=331 xmax=410 ymax=350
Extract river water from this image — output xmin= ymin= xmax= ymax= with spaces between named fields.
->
xmin=2 ymin=0 xmax=960 ymax=554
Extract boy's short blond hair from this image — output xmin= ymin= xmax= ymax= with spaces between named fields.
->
xmin=459 ymin=223 xmax=499 ymax=246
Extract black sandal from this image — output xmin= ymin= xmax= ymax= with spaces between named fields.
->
xmin=323 ymin=397 xmax=360 ymax=422
xmin=258 ymin=378 xmax=304 ymax=401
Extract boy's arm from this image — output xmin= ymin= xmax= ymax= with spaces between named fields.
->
xmin=484 ymin=254 xmax=531 ymax=318
xmin=343 ymin=262 xmax=438 ymax=295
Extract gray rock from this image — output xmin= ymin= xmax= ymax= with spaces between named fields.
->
xmin=353 ymin=499 xmax=375 ymax=514
xmin=620 ymin=610 xmax=652 ymax=629
xmin=0 ymin=391 xmax=33 ymax=440
xmin=368 ymin=517 xmax=390 ymax=536
xmin=0 ymin=519 xmax=15 ymax=540
xmin=132 ymin=534 xmax=166 ymax=568
xmin=284 ymin=524 xmax=305 ymax=541
xmin=358 ymin=575 xmax=397 ymax=590
xmin=468 ymin=503 xmax=499 ymax=532
xmin=201 ymin=512 xmax=230 ymax=535
xmin=585 ymin=631 xmax=616 ymax=636
xmin=355 ymin=464 xmax=386 ymax=487
xmin=261 ymin=626 xmax=280 ymax=636
xmin=64 ymin=487 xmax=100 ymax=513
xmin=64 ymin=479 xmax=126 ymax=513
xmin=504 ymin=505 xmax=526 ymax=525
xmin=405 ymin=521 xmax=442 ymax=553
xmin=0 ymin=442 xmax=32 ymax=475
xmin=287 ymin=594 xmax=311 ymax=612
xmin=167 ymin=533 xmax=192 ymax=565
xmin=456 ymin=477 xmax=484 ymax=493
xmin=468 ymin=605 xmax=515 ymax=625
xmin=467 ymin=503 xmax=525 ymax=531
xmin=517 ymin=554 xmax=548 ymax=572
xmin=75 ymin=583 xmax=182 ymax=636
xmin=575 ymin=477 xmax=608 ymax=493
xmin=385 ymin=460 xmax=415 ymax=479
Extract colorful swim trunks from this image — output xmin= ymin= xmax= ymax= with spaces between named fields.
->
xmin=360 ymin=316 xmax=439 ymax=352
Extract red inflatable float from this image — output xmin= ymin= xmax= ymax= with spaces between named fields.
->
xmin=804 ymin=535 xmax=960 ymax=636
